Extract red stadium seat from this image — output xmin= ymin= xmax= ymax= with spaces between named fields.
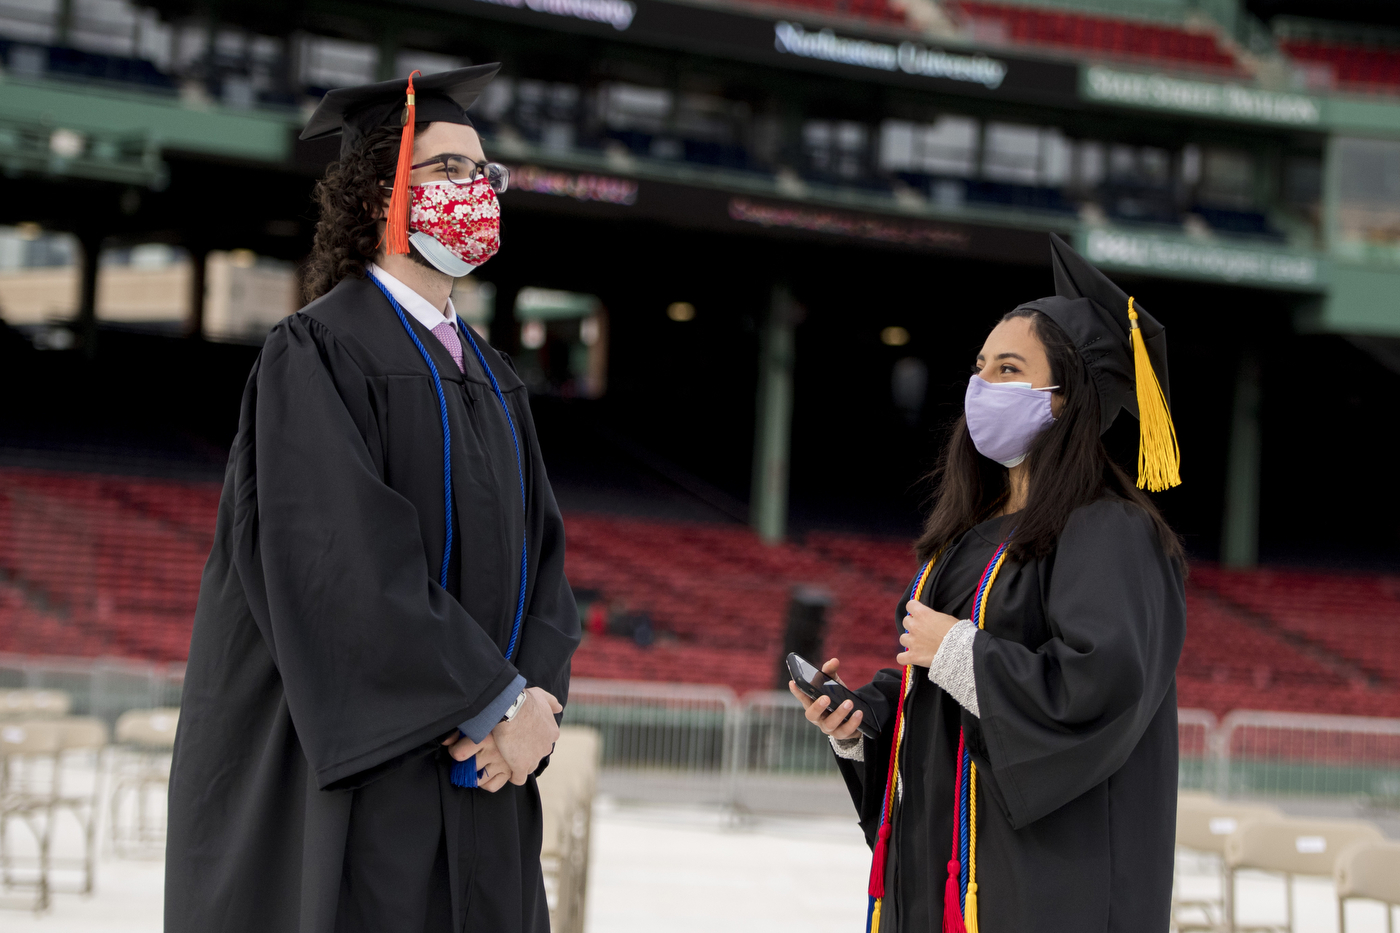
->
xmin=1281 ymin=37 xmax=1400 ymax=93
xmin=948 ymin=0 xmax=1242 ymax=75
xmin=2 ymin=467 xmax=1397 ymax=715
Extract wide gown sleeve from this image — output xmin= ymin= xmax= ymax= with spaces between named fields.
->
xmin=972 ymin=498 xmax=1185 ymax=829
xmin=232 ymin=316 xmax=522 ymax=790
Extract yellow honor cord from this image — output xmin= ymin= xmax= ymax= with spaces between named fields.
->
xmin=962 ymin=547 xmax=1005 ymax=933
xmin=1127 ymin=297 xmax=1182 ymax=492
xmin=965 ymin=767 xmax=979 ymax=933
xmin=870 ymin=900 xmax=882 ymax=931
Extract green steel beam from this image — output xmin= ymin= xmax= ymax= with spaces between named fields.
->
xmin=0 ymin=74 xmax=298 ymax=165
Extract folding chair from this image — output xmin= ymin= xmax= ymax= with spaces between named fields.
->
xmin=1224 ymin=816 xmax=1384 ymax=933
xmin=0 ymin=691 xmax=71 ymax=720
xmin=51 ymin=717 xmax=107 ymax=894
xmin=109 ymin=708 xmax=177 ymax=855
xmin=0 ymin=719 xmax=63 ymax=911
xmin=1336 ymin=840 xmax=1400 ymax=933
xmin=1174 ymin=792 xmax=1281 ymax=931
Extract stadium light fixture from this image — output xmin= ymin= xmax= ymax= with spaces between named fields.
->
xmin=881 ymin=326 xmax=910 ymax=346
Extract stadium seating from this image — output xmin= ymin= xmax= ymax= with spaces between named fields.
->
xmin=948 ymin=1 xmax=1241 ymax=74
xmin=2 ymin=466 xmax=1398 ymax=717
xmin=1281 ymin=38 xmax=1400 ymax=93
xmin=744 ymin=0 xmax=908 ymax=27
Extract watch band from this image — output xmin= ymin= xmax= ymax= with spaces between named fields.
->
xmin=502 ymin=689 xmax=528 ymax=723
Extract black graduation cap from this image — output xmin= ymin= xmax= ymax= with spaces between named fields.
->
xmin=1015 ymin=233 xmax=1181 ymax=491
xmin=300 ymin=64 xmax=502 ymax=159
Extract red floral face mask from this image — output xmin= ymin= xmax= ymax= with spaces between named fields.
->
xmin=408 ymin=179 xmax=501 ymax=273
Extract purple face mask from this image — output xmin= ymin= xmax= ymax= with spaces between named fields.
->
xmin=964 ymin=375 xmax=1056 ymax=468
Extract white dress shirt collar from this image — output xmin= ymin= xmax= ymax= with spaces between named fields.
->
xmin=367 ymin=263 xmax=456 ymax=333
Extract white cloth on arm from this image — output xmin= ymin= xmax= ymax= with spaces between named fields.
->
xmin=830 ymin=734 xmax=863 ymax=762
xmin=928 ymin=619 xmax=980 ymax=717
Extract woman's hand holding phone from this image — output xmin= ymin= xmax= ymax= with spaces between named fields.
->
xmin=788 ymin=658 xmax=864 ymax=742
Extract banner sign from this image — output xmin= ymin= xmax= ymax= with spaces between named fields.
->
xmin=443 ymin=0 xmax=1079 ymax=105
xmin=729 ymin=197 xmax=973 ymax=249
xmin=772 ymin=21 xmax=1007 ymax=89
xmin=1082 ymin=66 xmax=1322 ymax=127
xmin=1083 ymin=228 xmax=1325 ymax=289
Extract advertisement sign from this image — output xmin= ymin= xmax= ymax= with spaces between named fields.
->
xmin=1083 ymin=228 xmax=1325 ymax=289
xmin=1082 ymin=66 xmax=1322 ymax=127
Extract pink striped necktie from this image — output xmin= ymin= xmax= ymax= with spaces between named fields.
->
xmin=431 ymin=321 xmax=464 ymax=373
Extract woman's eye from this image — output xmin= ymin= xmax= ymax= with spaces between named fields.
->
xmin=971 ymin=363 xmax=982 ymax=374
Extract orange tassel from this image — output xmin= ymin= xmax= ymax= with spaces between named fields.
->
xmin=384 ymin=70 xmax=420 ymax=256
xmin=943 ymin=859 xmax=966 ymax=933
xmin=868 ymin=823 xmax=891 ymax=897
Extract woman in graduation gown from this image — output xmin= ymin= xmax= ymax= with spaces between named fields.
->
xmin=791 ymin=234 xmax=1187 ymax=932
xmin=165 ymin=67 xmax=579 ymax=933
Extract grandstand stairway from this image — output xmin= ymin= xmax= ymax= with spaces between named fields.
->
xmin=2 ymin=466 xmax=1398 ymax=717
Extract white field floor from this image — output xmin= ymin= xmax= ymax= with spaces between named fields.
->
xmin=2 ymin=790 xmax=1397 ymax=932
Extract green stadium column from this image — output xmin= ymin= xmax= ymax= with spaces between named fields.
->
xmin=187 ymin=246 xmax=209 ymax=339
xmin=376 ymin=33 xmax=401 ymax=83
xmin=76 ymin=230 xmax=101 ymax=360
xmin=751 ymin=284 xmax=797 ymax=544
xmin=55 ymin=0 xmax=74 ymax=44
xmin=1221 ymin=348 xmax=1261 ymax=568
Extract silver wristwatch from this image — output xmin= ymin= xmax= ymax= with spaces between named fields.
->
xmin=502 ymin=689 xmax=528 ymax=723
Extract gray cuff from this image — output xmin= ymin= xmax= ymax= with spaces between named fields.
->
xmin=830 ymin=735 xmax=864 ymax=762
xmin=458 ymin=674 xmax=527 ymax=743
xmin=928 ymin=619 xmax=979 ymax=718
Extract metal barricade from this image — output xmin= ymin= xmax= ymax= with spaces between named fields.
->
xmin=0 ymin=654 xmax=184 ymax=727
xmin=1178 ymin=708 xmax=1219 ymax=793
xmin=1217 ymin=710 xmax=1400 ymax=804
xmin=731 ymin=690 xmax=851 ymax=815
xmin=561 ymin=679 xmax=738 ymax=806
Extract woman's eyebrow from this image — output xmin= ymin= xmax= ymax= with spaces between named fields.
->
xmin=995 ymin=352 xmax=1027 ymax=362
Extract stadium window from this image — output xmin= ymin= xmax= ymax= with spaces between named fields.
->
xmin=919 ymin=117 xmax=978 ymax=177
xmin=1334 ymin=137 xmax=1400 ymax=256
xmin=1040 ymin=129 xmax=1073 ymax=187
xmin=804 ymin=120 xmax=870 ymax=180
xmin=1074 ymin=141 xmax=1106 ymax=190
xmin=983 ymin=123 xmax=1041 ymax=185
xmin=477 ymin=76 xmax=515 ymax=125
xmin=1198 ymin=148 xmax=1254 ymax=208
xmin=296 ymin=35 xmax=376 ymax=90
xmin=0 ymin=226 xmax=80 ymax=328
xmin=1180 ymin=145 xmax=1203 ymax=187
xmin=598 ymin=83 xmax=672 ymax=134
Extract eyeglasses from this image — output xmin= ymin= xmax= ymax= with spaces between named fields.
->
xmin=408 ymin=155 xmax=510 ymax=194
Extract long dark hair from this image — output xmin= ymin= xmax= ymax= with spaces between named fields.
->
xmin=302 ymin=126 xmax=415 ymax=304
xmin=915 ymin=308 xmax=1183 ymax=565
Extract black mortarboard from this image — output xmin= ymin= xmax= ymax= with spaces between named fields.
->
xmin=300 ymin=64 xmax=502 ymax=159
xmin=1014 ymin=234 xmax=1181 ymax=491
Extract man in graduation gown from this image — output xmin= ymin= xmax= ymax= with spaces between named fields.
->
xmin=813 ymin=234 xmax=1186 ymax=931
xmin=165 ymin=65 xmax=580 ymax=933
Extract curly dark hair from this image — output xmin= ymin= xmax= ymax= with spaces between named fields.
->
xmin=302 ymin=125 xmax=419 ymax=304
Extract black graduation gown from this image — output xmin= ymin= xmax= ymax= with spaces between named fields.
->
xmin=165 ymin=275 xmax=580 ymax=933
xmin=838 ymin=499 xmax=1185 ymax=933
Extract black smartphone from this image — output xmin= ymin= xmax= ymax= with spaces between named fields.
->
xmin=787 ymin=653 xmax=879 ymax=739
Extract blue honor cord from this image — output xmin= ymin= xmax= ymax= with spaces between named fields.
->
xmin=366 ymin=274 xmax=529 ymax=789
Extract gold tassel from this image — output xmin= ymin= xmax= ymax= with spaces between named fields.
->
xmin=870 ymin=898 xmax=882 ymax=932
xmin=1128 ymin=297 xmax=1181 ymax=492
xmin=964 ymin=882 xmax=979 ymax=933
